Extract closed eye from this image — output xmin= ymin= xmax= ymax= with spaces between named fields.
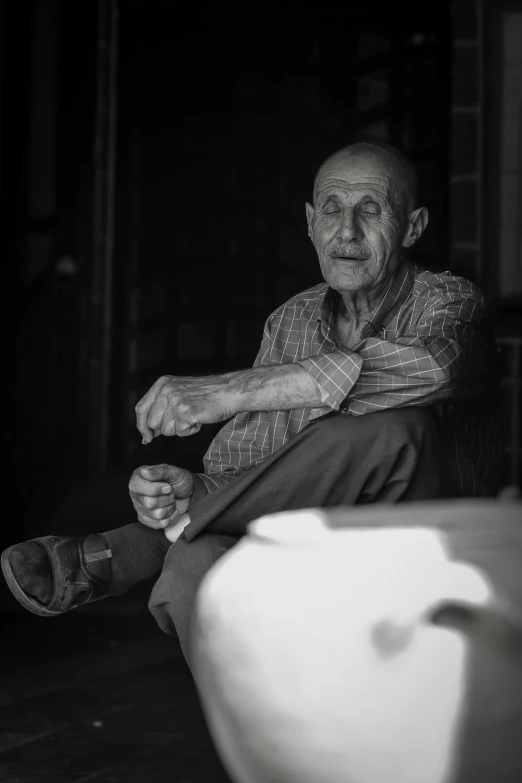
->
xmin=360 ymin=203 xmax=381 ymax=216
xmin=321 ymin=200 xmax=341 ymax=215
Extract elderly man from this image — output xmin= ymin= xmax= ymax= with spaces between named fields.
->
xmin=2 ymin=141 xmax=501 ymax=661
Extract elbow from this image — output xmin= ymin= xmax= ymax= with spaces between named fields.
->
xmin=433 ymin=364 xmax=454 ymax=386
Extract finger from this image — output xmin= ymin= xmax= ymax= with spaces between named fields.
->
xmin=139 ymin=464 xmax=172 ymax=482
xmin=176 ymin=422 xmax=201 ymax=437
xmin=137 ymin=509 xmax=180 ymax=530
xmin=129 ymin=474 xmax=171 ymax=497
xmin=161 ymin=418 xmax=195 ymax=438
xmin=150 ymin=504 xmax=176 ymax=521
xmin=140 ymin=463 xmax=190 ymax=490
xmin=144 ymin=428 xmax=162 ymax=443
xmin=159 ymin=509 xmax=180 ymax=527
xmin=140 ymin=494 xmax=175 ymax=511
xmin=162 ymin=417 xmax=176 ymax=437
xmin=147 ymin=394 xmax=169 ymax=434
xmin=136 ymin=378 xmax=165 ymax=443
xmin=162 ymin=413 xmax=201 ymax=438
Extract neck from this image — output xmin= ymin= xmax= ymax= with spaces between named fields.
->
xmin=338 ymin=272 xmax=393 ymax=324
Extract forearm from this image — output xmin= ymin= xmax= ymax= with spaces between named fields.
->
xmin=225 ymin=363 xmax=323 ymax=414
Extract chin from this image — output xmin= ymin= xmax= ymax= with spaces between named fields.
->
xmin=326 ymin=268 xmax=371 ymax=294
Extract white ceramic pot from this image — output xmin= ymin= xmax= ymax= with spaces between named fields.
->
xmin=192 ymin=503 xmax=522 ymax=783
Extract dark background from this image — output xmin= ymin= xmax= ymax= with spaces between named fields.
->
xmin=0 ymin=3 xmax=521 ymax=780
xmin=1 ymin=0 xmax=520 ymax=551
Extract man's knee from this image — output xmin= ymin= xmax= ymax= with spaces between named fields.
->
xmin=311 ymin=408 xmax=448 ymax=502
xmin=148 ymin=534 xmax=238 ymax=662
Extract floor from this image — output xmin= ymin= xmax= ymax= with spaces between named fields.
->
xmin=0 ymin=579 xmax=233 ymax=783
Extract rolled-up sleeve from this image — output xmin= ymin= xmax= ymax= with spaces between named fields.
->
xmin=342 ymin=290 xmax=499 ymax=414
xmin=298 ymin=351 xmax=362 ymax=410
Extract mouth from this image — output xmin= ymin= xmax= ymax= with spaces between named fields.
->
xmin=331 ymin=255 xmax=365 ymax=262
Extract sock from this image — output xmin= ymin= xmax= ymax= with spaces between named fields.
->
xmin=164 ymin=512 xmax=191 ymax=543
xmin=103 ymin=523 xmax=170 ymax=595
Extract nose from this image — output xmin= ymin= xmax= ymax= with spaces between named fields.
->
xmin=338 ymin=208 xmax=363 ymax=243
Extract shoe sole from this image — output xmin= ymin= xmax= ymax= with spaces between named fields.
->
xmin=1 ymin=545 xmax=63 ymax=617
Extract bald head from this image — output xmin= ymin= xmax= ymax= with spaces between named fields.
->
xmin=313 ymin=141 xmax=418 ymax=219
xmin=305 ymin=139 xmax=428 ymax=302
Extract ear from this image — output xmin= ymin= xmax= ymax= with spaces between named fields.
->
xmin=402 ymin=207 xmax=428 ymax=248
xmin=305 ymin=202 xmax=314 ymax=240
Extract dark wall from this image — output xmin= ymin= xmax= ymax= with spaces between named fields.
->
xmin=2 ymin=0 xmax=98 ymax=543
xmin=111 ymin=0 xmax=452 ymax=476
xmin=4 ymin=0 xmax=452 ymax=539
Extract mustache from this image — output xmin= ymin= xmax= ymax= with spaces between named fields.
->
xmin=328 ymin=245 xmax=367 ymax=259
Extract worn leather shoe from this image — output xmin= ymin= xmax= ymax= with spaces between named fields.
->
xmin=1 ymin=534 xmax=112 ymax=617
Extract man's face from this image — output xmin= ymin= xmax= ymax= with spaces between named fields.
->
xmin=306 ymin=152 xmax=410 ymax=297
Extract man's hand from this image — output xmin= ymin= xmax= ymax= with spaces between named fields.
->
xmin=136 ymin=366 xmax=323 ymax=443
xmin=129 ymin=463 xmax=195 ymax=530
xmin=136 ymin=375 xmax=237 ymax=444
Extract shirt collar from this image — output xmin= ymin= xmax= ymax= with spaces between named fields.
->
xmin=317 ymin=260 xmax=415 ymax=340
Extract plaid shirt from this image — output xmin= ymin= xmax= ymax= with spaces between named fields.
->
xmin=199 ymin=261 xmax=502 ymax=497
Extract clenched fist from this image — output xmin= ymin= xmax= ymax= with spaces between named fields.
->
xmin=129 ymin=463 xmax=195 ymax=530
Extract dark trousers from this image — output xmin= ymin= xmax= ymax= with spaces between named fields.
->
xmin=104 ymin=407 xmax=453 ymax=662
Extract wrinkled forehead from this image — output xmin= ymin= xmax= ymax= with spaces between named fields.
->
xmin=314 ymin=152 xmax=402 ymax=206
